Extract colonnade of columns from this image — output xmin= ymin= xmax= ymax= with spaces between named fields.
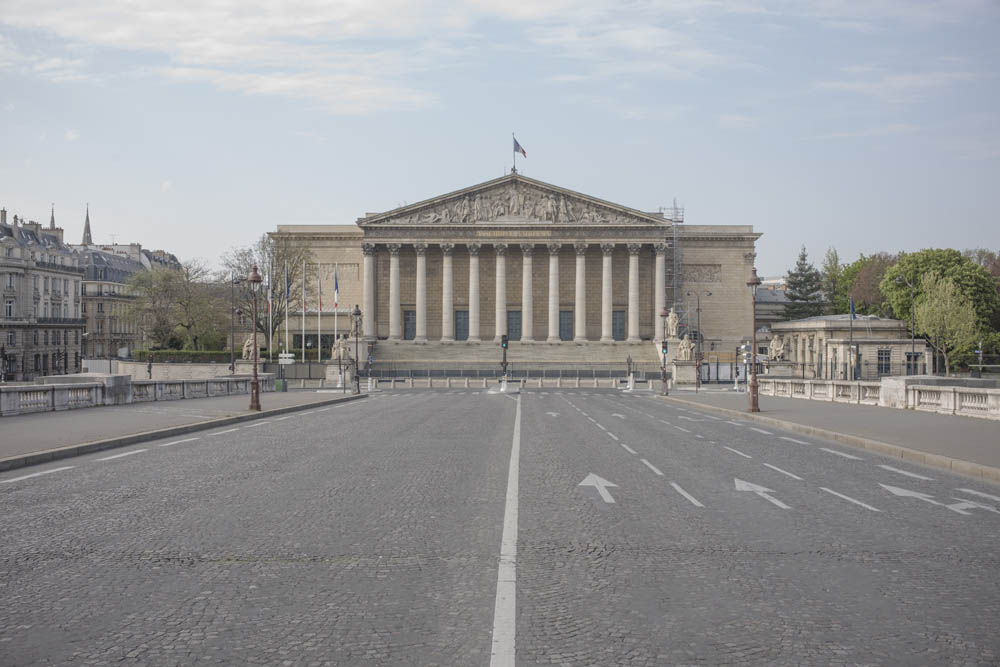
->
xmin=361 ymin=241 xmax=669 ymax=343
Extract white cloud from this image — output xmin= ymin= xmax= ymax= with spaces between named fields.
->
xmin=815 ymin=70 xmax=979 ymax=104
xmin=160 ymin=180 xmax=172 ymax=193
xmin=64 ymin=129 xmax=78 ymax=141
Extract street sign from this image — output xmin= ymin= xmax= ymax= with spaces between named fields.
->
xmin=278 ymin=352 xmax=295 ymax=366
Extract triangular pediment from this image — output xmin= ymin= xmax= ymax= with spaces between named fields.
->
xmin=357 ymin=173 xmax=670 ymax=227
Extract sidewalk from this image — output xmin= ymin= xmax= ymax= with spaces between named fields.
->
xmin=0 ymin=390 xmax=366 ymax=472
xmin=660 ymin=388 xmax=1000 ymax=483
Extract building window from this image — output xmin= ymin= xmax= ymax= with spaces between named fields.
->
xmin=6 ymin=331 xmax=14 ymax=346
xmin=33 ymin=330 xmax=38 ymax=345
xmin=44 ymin=330 xmax=49 ymax=345
xmin=4 ymin=273 xmax=13 ymax=289
xmin=34 ymin=354 xmax=40 ymax=371
xmin=877 ymin=349 xmax=891 ymax=375
xmin=82 ymin=302 xmax=86 ymax=313
xmin=44 ymin=277 xmax=50 ymax=293
xmin=74 ymin=330 xmax=79 ymax=345
xmin=4 ymin=299 xmax=12 ymax=317
xmin=97 ymin=302 xmax=104 ymax=313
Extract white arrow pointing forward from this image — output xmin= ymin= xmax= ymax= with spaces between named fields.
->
xmin=734 ymin=478 xmax=790 ymax=509
xmin=545 ymin=411 xmax=560 ymax=417
xmin=611 ymin=413 xmax=626 ymax=420
xmin=879 ymin=484 xmax=971 ymax=515
xmin=579 ymin=474 xmax=618 ymax=503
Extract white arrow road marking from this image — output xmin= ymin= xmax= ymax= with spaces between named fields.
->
xmin=820 ymin=447 xmax=863 ymax=460
xmin=640 ymin=459 xmax=664 ymax=476
xmin=620 ymin=443 xmax=637 ymax=455
xmin=735 ymin=478 xmax=790 ymax=509
xmin=878 ymin=465 xmax=934 ymax=481
xmin=158 ymin=437 xmax=200 ymax=448
xmin=879 ymin=484 xmax=971 ymax=515
xmin=611 ymin=413 xmax=626 ymax=419
xmin=956 ymin=488 xmax=1000 ymax=503
xmin=748 ymin=427 xmax=773 ymax=435
xmin=763 ymin=463 xmax=803 ymax=481
xmin=579 ymin=474 xmax=618 ymax=503
xmin=545 ymin=412 xmax=560 ymax=417
xmin=820 ymin=487 xmax=881 ymax=512
xmin=97 ymin=449 xmax=147 ymax=461
xmin=670 ymin=482 xmax=704 ymax=508
xmin=724 ymin=446 xmax=752 ymax=459
xmin=780 ymin=436 xmax=810 ymax=445
xmin=1 ymin=466 xmax=75 ymax=483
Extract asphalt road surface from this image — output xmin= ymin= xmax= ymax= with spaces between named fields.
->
xmin=2 ymin=388 xmax=998 ymax=666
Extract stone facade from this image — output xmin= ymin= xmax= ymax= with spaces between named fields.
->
xmin=271 ymin=173 xmax=760 ymax=363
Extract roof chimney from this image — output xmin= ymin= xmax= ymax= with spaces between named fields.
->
xmin=1 ymin=208 xmax=6 ymax=225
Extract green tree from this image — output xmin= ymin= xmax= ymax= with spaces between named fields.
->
xmin=915 ymin=274 xmax=977 ymax=376
xmin=129 ymin=260 xmax=226 ymax=350
xmin=819 ymin=247 xmax=843 ymax=314
xmin=847 ymin=252 xmax=896 ymax=317
xmin=784 ymin=246 xmax=823 ymax=320
xmin=881 ymin=249 xmax=1000 ymax=331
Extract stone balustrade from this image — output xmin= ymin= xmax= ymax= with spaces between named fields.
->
xmin=1 ymin=375 xmax=275 ymax=417
xmin=755 ymin=376 xmax=1000 ymax=420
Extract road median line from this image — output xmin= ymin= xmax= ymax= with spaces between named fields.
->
xmin=0 ymin=393 xmax=368 ymax=473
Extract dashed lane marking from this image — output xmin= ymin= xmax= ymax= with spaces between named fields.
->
xmin=726 ymin=420 xmax=743 ymax=426
xmin=640 ymin=459 xmax=664 ymax=476
xmin=957 ymin=488 xmax=1000 ymax=503
xmin=620 ymin=443 xmax=637 ymax=455
xmin=878 ymin=465 xmax=934 ymax=481
xmin=210 ymin=428 xmax=241 ymax=436
xmin=242 ymin=421 xmax=271 ymax=428
xmin=821 ymin=487 xmax=881 ymax=512
xmin=1 ymin=466 xmax=75 ymax=483
xmin=695 ymin=434 xmax=704 ymax=439
xmin=607 ymin=433 xmax=619 ymax=441
xmin=158 ymin=437 xmax=200 ymax=448
xmin=673 ymin=425 xmax=691 ymax=433
xmin=748 ymin=427 xmax=773 ymax=435
xmin=274 ymin=415 xmax=293 ymax=421
xmin=671 ymin=482 xmax=704 ymax=508
xmin=820 ymin=447 xmax=863 ymax=460
xmin=763 ymin=463 xmax=803 ymax=480
xmin=724 ymin=446 xmax=752 ymax=459
xmin=97 ymin=449 xmax=147 ymax=461
xmin=780 ymin=436 xmax=810 ymax=445
xmin=596 ymin=424 xmax=606 ymax=431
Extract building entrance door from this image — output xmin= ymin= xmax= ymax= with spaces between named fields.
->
xmin=612 ymin=311 xmax=626 ymax=341
xmin=403 ymin=310 xmax=416 ymax=340
xmin=507 ymin=311 xmax=522 ymax=341
xmin=454 ymin=310 xmax=469 ymax=341
xmin=559 ymin=311 xmax=574 ymax=341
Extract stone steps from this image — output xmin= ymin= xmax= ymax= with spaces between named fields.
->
xmin=371 ymin=340 xmax=662 ymax=365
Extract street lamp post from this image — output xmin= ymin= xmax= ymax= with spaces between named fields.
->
xmin=660 ymin=308 xmax=669 ymax=396
xmin=352 ymin=305 xmax=362 ymax=394
xmin=686 ymin=290 xmax=712 ymax=392
xmin=248 ymin=265 xmax=263 ymax=411
xmin=747 ymin=267 xmax=762 ymax=412
xmin=230 ymin=274 xmax=242 ymax=374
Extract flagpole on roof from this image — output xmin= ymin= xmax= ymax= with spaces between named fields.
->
xmin=512 ymin=131 xmax=516 ymax=174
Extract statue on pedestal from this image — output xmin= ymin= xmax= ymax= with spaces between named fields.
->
xmin=666 ymin=307 xmax=679 ymax=339
xmin=677 ymin=334 xmax=695 ymax=361
xmin=332 ymin=335 xmax=353 ymax=363
xmin=241 ymin=336 xmax=253 ymax=360
xmin=768 ymin=334 xmax=785 ymax=361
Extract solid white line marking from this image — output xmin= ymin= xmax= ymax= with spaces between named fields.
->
xmin=957 ymin=488 xmax=1000 ymax=503
xmin=1 ymin=466 xmax=75 ymax=483
xmin=607 ymin=433 xmax=619 ymax=441
xmin=674 ymin=425 xmax=691 ymax=433
xmin=724 ymin=446 xmax=752 ymax=459
xmin=274 ymin=415 xmax=292 ymax=421
xmin=316 ymin=407 xmax=332 ymax=412
xmin=243 ymin=421 xmax=271 ymax=428
xmin=489 ymin=393 xmax=521 ymax=667
xmin=726 ymin=420 xmax=742 ymax=425
xmin=620 ymin=443 xmax=637 ymax=455
xmin=640 ymin=459 xmax=664 ymax=476
xmin=748 ymin=427 xmax=772 ymax=435
xmin=671 ymin=482 xmax=704 ymax=507
xmin=821 ymin=487 xmax=881 ymax=512
xmin=158 ymin=437 xmax=200 ymax=448
xmin=820 ymin=447 xmax=862 ymax=460
xmin=211 ymin=428 xmax=241 ymax=435
xmin=878 ymin=465 xmax=934 ymax=481
xmin=300 ymin=411 xmax=317 ymax=415
xmin=97 ymin=449 xmax=147 ymax=461
xmin=658 ymin=419 xmax=671 ymax=425
xmin=763 ymin=463 xmax=803 ymax=480
xmin=780 ymin=436 xmax=810 ymax=445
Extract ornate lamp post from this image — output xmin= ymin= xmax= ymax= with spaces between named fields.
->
xmin=659 ymin=308 xmax=669 ymax=396
xmin=352 ymin=304 xmax=362 ymax=394
xmin=248 ymin=265 xmax=263 ymax=411
xmin=747 ymin=267 xmax=762 ymax=412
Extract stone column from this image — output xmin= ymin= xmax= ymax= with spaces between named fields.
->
xmin=494 ymin=244 xmax=508 ymax=342
xmin=440 ymin=243 xmax=454 ymax=342
xmin=600 ymin=243 xmax=614 ymax=342
xmin=468 ymin=243 xmax=481 ymax=342
xmin=627 ymin=243 xmax=641 ymax=342
xmin=521 ymin=245 xmax=534 ymax=342
xmin=547 ymin=243 xmax=560 ymax=342
xmin=654 ymin=242 xmax=667 ymax=341
xmin=362 ymin=243 xmax=376 ymax=338
xmin=574 ymin=242 xmax=588 ymax=342
xmin=388 ymin=243 xmax=402 ymax=341
xmin=414 ymin=243 xmax=427 ymax=343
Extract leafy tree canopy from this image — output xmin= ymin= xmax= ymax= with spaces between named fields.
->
xmin=915 ymin=273 xmax=978 ymax=376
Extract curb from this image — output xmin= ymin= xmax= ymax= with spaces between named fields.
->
xmin=656 ymin=394 xmax=1000 ymax=484
xmin=0 ymin=393 xmax=369 ymax=473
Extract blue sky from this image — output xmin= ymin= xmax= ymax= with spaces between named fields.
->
xmin=1 ymin=0 xmax=997 ymax=276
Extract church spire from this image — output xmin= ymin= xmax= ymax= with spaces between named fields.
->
xmin=81 ymin=203 xmax=92 ymax=245
xmin=50 ymin=203 xmax=56 ymax=230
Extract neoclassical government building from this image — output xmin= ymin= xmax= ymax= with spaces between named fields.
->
xmin=272 ymin=172 xmax=760 ymax=366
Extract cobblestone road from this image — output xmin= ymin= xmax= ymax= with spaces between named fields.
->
xmin=1 ymin=388 xmax=998 ymax=665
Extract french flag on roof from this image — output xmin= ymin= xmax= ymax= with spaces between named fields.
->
xmin=513 ymin=136 xmax=526 ymax=157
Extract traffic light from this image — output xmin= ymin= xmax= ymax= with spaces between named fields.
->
xmin=660 ymin=340 xmax=668 ymax=356
xmin=500 ymin=334 xmax=508 ymax=349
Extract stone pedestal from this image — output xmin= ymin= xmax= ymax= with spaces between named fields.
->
xmin=764 ymin=360 xmax=796 ymax=377
xmin=671 ymin=359 xmax=699 ymax=385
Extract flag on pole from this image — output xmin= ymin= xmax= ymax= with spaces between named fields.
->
xmin=317 ymin=264 xmax=322 ymax=311
xmin=334 ymin=267 xmax=339 ymax=309
xmin=513 ymin=136 xmax=526 ymax=157
xmin=285 ymin=262 xmax=290 ymax=299
xmin=849 ymin=296 xmax=856 ymax=320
